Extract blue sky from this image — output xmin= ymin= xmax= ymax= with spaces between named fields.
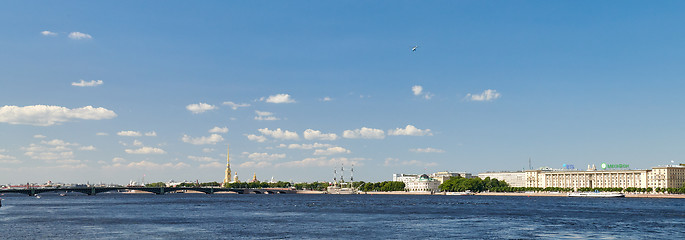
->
xmin=2 ymin=1 xmax=685 ymax=184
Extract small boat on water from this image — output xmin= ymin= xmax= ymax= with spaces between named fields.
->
xmin=568 ymin=192 xmax=625 ymax=198
xmin=446 ymin=191 xmax=473 ymax=196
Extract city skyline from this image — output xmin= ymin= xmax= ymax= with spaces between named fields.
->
xmin=3 ymin=1 xmax=685 ymax=184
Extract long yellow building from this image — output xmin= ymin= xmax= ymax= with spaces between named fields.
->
xmin=525 ymin=165 xmax=685 ymax=190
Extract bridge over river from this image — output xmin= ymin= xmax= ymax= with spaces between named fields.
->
xmin=0 ymin=187 xmax=296 ymax=196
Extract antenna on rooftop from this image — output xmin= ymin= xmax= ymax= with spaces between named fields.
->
xmin=528 ymin=157 xmax=532 ymax=170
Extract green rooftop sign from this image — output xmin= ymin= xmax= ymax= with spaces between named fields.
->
xmin=601 ymin=163 xmax=629 ymax=169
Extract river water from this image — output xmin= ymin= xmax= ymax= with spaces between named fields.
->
xmin=1 ymin=193 xmax=684 ymax=239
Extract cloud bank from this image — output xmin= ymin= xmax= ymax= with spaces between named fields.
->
xmin=0 ymin=105 xmax=116 ymax=126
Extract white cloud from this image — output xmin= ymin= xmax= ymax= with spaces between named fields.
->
xmin=33 ymin=134 xmax=47 ymax=139
xmin=41 ymin=30 xmax=57 ymax=36
xmin=22 ymin=142 xmax=76 ymax=161
xmin=412 ymin=85 xmax=433 ymax=99
xmin=412 ymin=85 xmax=423 ymax=96
xmin=466 ymin=89 xmax=501 ymax=102
xmin=313 ymin=147 xmax=350 ymax=156
xmin=239 ymin=161 xmax=273 ymax=168
xmin=125 ymin=147 xmax=167 ymax=154
xmin=321 ymin=97 xmax=332 ymax=102
xmin=246 ymin=134 xmax=267 ymax=143
xmin=410 ymin=147 xmax=445 ymax=153
xmin=0 ymin=105 xmax=117 ymax=126
xmin=106 ymin=160 xmax=188 ymax=169
xmin=186 ymin=103 xmax=217 ymax=114
xmin=258 ymin=128 xmax=299 ymax=140
xmin=71 ymin=80 xmax=103 ymax=87
xmin=112 ymin=157 xmax=127 ymax=163
xmin=209 ymin=126 xmax=228 ymax=133
xmin=117 ymin=131 xmax=142 ymax=137
xmin=247 ymin=152 xmax=286 ymax=161
xmin=188 ymin=155 xmax=218 ymax=162
xmin=384 ymin=158 xmax=438 ymax=167
xmin=276 ymin=157 xmax=364 ymax=168
xmin=261 ymin=93 xmax=295 ymax=104
xmin=202 ymin=148 xmax=215 ymax=153
xmin=254 ymin=111 xmax=280 ymax=121
xmin=96 ymin=132 xmax=109 ymax=136
xmin=144 ymin=131 xmax=157 ymax=137
xmin=199 ymin=162 xmax=225 ymax=168
xmin=304 ymin=129 xmax=338 ymax=141
xmin=388 ymin=125 xmax=433 ymax=136
xmin=279 ymin=143 xmax=333 ymax=150
xmin=132 ymin=140 xmax=143 ymax=146
xmin=41 ymin=139 xmax=78 ymax=146
xmin=222 ymin=101 xmax=250 ymax=110
xmin=68 ymin=32 xmax=92 ymax=40
xmin=79 ymin=145 xmax=96 ymax=151
xmin=342 ymin=127 xmax=385 ymax=139
xmin=181 ymin=134 xmax=224 ymax=145
xmin=0 ymin=153 xmax=21 ymax=164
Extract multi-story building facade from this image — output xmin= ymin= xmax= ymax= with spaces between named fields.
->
xmin=431 ymin=171 xmax=472 ymax=184
xmin=393 ymin=173 xmax=441 ymax=192
xmin=648 ymin=165 xmax=685 ymax=189
xmin=525 ymin=165 xmax=685 ymax=190
xmin=478 ymin=171 xmax=526 ymax=187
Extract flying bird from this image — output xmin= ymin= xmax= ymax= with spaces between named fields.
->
xmin=412 ymin=45 xmax=418 ymax=51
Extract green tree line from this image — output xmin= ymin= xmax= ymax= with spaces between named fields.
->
xmin=358 ymin=181 xmax=405 ymax=192
xmin=439 ymin=176 xmax=509 ymax=192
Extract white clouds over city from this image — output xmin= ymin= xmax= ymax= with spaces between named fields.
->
xmin=186 ymin=103 xmax=217 ymax=114
xmin=117 ymin=131 xmax=142 ymax=137
xmin=343 ymin=127 xmax=385 ymax=139
xmin=105 ymin=160 xmax=188 ymax=170
xmin=388 ymin=125 xmax=433 ymax=136
xmin=0 ymin=105 xmax=117 ymax=126
xmin=304 ymin=129 xmax=338 ymax=141
xmin=412 ymin=85 xmax=433 ymax=100
xmin=41 ymin=30 xmax=57 ymax=36
xmin=222 ymin=101 xmax=250 ymax=110
xmin=68 ymin=32 xmax=92 ymax=40
xmin=261 ymin=94 xmax=295 ymax=104
xmin=246 ymin=152 xmax=286 ymax=161
xmin=72 ymin=80 xmax=103 ymax=87
xmin=276 ymin=157 xmax=364 ymax=168
xmin=125 ymin=147 xmax=167 ymax=154
xmin=246 ymin=134 xmax=267 ymax=143
xmin=410 ymin=147 xmax=445 ymax=153
xmin=258 ymin=128 xmax=299 ymax=140
xmin=278 ymin=143 xmax=333 ymax=149
xmin=188 ymin=155 xmax=218 ymax=162
xmin=313 ymin=147 xmax=350 ymax=156
xmin=182 ymin=134 xmax=224 ymax=145
xmin=208 ymin=126 xmax=229 ymax=133
xmin=466 ymin=89 xmax=501 ymax=102
xmin=254 ymin=111 xmax=279 ymax=121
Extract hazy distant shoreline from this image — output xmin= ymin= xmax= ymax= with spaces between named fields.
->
xmin=296 ymin=190 xmax=685 ymax=198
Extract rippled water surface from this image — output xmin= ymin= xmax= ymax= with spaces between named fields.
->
xmin=1 ymin=193 xmax=684 ymax=239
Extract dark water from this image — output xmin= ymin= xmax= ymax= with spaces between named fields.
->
xmin=1 ymin=193 xmax=684 ymax=239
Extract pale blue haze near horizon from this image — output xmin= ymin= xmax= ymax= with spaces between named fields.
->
xmin=2 ymin=1 xmax=685 ymax=184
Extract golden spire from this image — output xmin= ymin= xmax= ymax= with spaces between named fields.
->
xmin=223 ymin=144 xmax=231 ymax=185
